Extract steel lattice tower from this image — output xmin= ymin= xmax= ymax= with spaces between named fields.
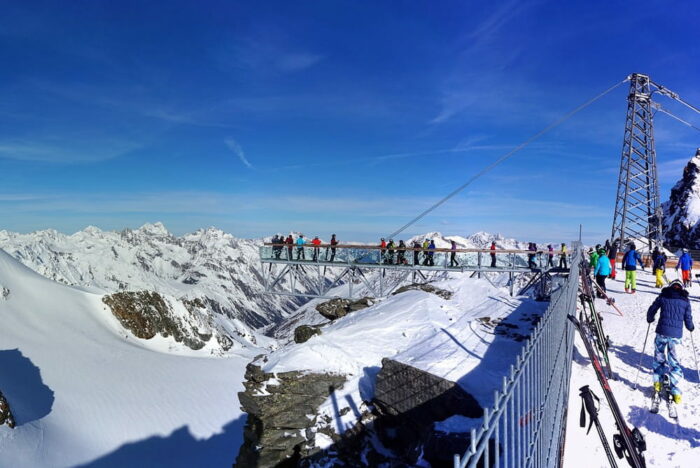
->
xmin=611 ymin=73 xmax=663 ymax=251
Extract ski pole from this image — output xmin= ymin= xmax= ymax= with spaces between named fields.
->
xmin=691 ymin=331 xmax=700 ymax=386
xmin=633 ymin=323 xmax=652 ymax=390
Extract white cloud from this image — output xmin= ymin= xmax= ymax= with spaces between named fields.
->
xmin=225 ymin=138 xmax=254 ymax=169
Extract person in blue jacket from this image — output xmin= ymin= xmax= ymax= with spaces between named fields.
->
xmin=593 ymin=248 xmax=612 ymax=297
xmin=621 ymin=243 xmax=644 ymax=293
xmin=676 ymin=248 xmax=693 ymax=288
xmin=647 ymin=280 xmax=695 ymax=403
xmin=295 ymin=234 xmax=306 ymax=260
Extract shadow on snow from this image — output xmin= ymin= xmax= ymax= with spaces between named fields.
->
xmin=78 ymin=416 xmax=246 ymax=468
xmin=0 ymin=348 xmax=54 ymax=425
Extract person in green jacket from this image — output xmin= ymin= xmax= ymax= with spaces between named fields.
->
xmin=589 ymin=246 xmax=600 ymax=270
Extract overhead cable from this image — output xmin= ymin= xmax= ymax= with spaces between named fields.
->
xmin=384 ymin=78 xmax=630 ymax=240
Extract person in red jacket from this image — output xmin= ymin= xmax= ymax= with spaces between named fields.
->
xmin=311 ymin=236 xmax=322 ymax=261
xmin=380 ymin=238 xmax=387 ymax=264
xmin=325 ymin=234 xmax=339 ymax=262
xmin=285 ymin=234 xmax=294 ymax=260
xmin=490 ymin=241 xmax=497 ymax=268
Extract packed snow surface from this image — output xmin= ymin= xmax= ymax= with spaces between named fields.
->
xmin=564 ymin=268 xmax=700 ymax=467
xmin=0 ymin=249 xmax=255 ymax=467
xmin=259 ymin=274 xmax=547 ymax=437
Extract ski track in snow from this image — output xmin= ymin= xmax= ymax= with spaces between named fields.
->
xmin=565 ymin=269 xmax=700 ymax=467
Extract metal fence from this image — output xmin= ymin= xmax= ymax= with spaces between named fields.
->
xmin=454 ymin=243 xmax=582 ymax=468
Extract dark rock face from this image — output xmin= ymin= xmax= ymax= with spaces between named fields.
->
xmin=102 ymin=291 xmax=224 ymax=351
xmin=294 ymin=325 xmax=322 ymax=344
xmin=0 ymin=391 xmax=15 ymax=428
xmin=663 ymin=149 xmax=700 ymax=248
xmin=392 ymin=283 xmax=453 ymax=300
xmin=372 ymin=358 xmax=482 ymax=464
xmin=315 ymin=297 xmax=374 ymax=321
xmin=235 ymin=363 xmax=347 ymax=467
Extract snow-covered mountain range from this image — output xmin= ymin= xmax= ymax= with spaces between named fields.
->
xmin=0 ymin=223 xmax=303 ymax=351
xmin=663 ymin=148 xmax=700 ymax=248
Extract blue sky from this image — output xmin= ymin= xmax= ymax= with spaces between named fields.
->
xmin=0 ymin=1 xmax=698 ymax=243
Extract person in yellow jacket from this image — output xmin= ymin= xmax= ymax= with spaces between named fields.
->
xmin=559 ymin=243 xmax=568 ymax=268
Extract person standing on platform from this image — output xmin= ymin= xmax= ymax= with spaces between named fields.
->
xmin=547 ymin=244 xmax=554 ymax=267
xmin=326 ymin=234 xmax=339 ymax=262
xmin=559 ymin=243 xmax=568 ymax=269
xmin=285 ymin=234 xmax=294 ymax=260
xmin=422 ymin=239 xmax=430 ymax=265
xmin=296 ymin=234 xmax=306 ymax=260
xmin=676 ymin=248 xmax=693 ymax=288
xmin=380 ymin=238 xmax=387 ymax=264
xmin=490 ymin=241 xmax=497 ymax=268
xmin=311 ymin=236 xmax=322 ymax=261
xmin=450 ymin=240 xmax=459 ymax=267
xmin=397 ymin=240 xmax=407 ymax=265
xmin=412 ymin=241 xmax=421 ymax=266
xmin=428 ymin=239 xmax=436 ymax=266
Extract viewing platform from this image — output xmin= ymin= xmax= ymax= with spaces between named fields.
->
xmin=259 ymin=244 xmax=569 ymax=299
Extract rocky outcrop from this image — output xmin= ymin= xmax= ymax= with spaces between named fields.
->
xmin=315 ymin=297 xmax=374 ymax=321
xmin=102 ymin=291 xmax=228 ymax=351
xmin=0 ymin=391 xmax=15 ymax=428
xmin=235 ymin=363 xmax=347 ymax=467
xmin=392 ymin=283 xmax=453 ymax=299
xmin=663 ymin=149 xmax=700 ymax=248
xmin=372 ymin=358 xmax=482 ymax=464
xmin=294 ymin=325 xmax=322 ymax=344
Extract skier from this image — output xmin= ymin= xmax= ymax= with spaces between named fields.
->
xmin=490 ymin=241 xmax=497 ymax=268
xmin=647 ymin=279 xmax=695 ymax=406
xmin=652 ymin=247 xmax=667 ymax=288
xmin=594 ymin=248 xmax=612 ymax=297
xmin=559 ymin=243 xmax=568 ymax=269
xmin=449 ymin=240 xmax=459 ymax=267
xmin=379 ymin=238 xmax=387 ymax=264
xmin=285 ymin=234 xmax=294 ymax=260
xmin=547 ymin=244 xmax=554 ymax=268
xmin=296 ymin=234 xmax=306 ymax=260
xmin=311 ymin=236 xmax=322 ymax=261
xmin=676 ymin=248 xmax=693 ymax=288
xmin=608 ymin=240 xmax=618 ymax=280
xmin=427 ymin=239 xmax=436 ymax=266
xmin=397 ymin=240 xmax=407 ymax=265
xmin=621 ymin=243 xmax=644 ymax=293
xmin=412 ymin=240 xmax=421 ymax=266
xmin=326 ymin=234 xmax=338 ymax=262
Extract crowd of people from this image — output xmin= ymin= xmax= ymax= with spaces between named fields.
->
xmin=268 ymin=234 xmax=573 ymax=269
xmin=587 ymin=239 xmax=696 ymax=406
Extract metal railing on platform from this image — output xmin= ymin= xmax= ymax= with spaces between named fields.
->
xmin=453 ymin=243 xmax=582 ymax=468
xmin=261 ymin=244 xmax=568 ymax=271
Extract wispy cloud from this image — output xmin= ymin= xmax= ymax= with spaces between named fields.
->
xmin=277 ymin=52 xmax=324 ymax=72
xmin=225 ymin=138 xmax=254 ymax=169
xmin=0 ymin=138 xmax=142 ymax=163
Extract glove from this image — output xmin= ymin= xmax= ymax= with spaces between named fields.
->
xmin=647 ymin=318 xmax=654 ymax=324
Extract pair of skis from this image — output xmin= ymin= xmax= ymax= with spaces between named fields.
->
xmin=650 ymin=374 xmax=678 ymax=419
xmin=570 ymin=315 xmax=647 ymax=467
xmin=580 ymin=267 xmax=614 ymax=379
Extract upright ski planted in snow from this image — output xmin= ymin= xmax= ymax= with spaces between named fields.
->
xmin=580 ymin=265 xmax=614 ymax=379
xmin=570 ymin=315 xmax=647 ymax=467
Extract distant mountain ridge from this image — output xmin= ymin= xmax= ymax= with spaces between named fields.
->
xmin=0 ymin=222 xmax=303 ymax=350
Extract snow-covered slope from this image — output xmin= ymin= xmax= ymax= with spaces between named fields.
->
xmin=663 ymin=148 xmax=700 ymax=248
xmin=407 ymin=231 xmax=528 ymax=249
xmin=0 ymin=248 xmax=254 ymax=467
xmin=0 ymin=223 xmax=306 ymax=348
xmin=564 ymin=269 xmax=700 ymax=467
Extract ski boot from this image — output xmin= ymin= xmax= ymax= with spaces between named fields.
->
xmin=650 ymin=382 xmax=661 ymax=414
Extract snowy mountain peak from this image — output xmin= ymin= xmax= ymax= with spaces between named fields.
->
xmin=136 ymin=222 xmax=171 ymax=237
xmin=663 ymin=148 xmax=700 ymax=248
